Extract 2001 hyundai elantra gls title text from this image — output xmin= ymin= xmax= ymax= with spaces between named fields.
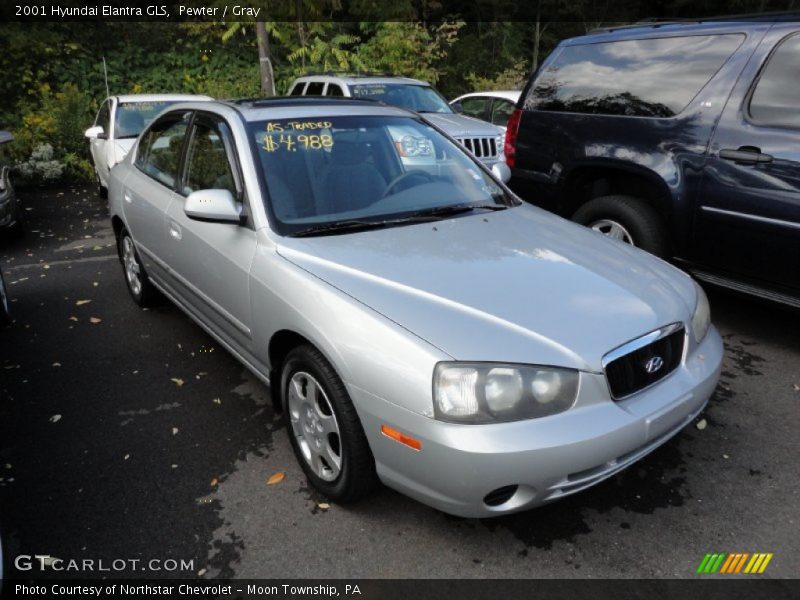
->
xmin=107 ymin=97 xmax=722 ymax=517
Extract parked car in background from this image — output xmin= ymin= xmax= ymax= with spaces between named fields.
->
xmin=450 ymin=91 xmax=521 ymax=129
xmin=507 ymin=17 xmax=800 ymax=308
xmin=287 ymin=75 xmax=507 ymax=169
xmin=108 ymin=96 xmax=721 ymax=517
xmin=85 ymin=94 xmax=212 ymax=197
xmin=0 ymin=131 xmax=22 ymax=236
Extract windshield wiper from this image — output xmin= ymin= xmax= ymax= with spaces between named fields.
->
xmin=290 ymin=219 xmax=392 ymax=237
xmin=289 ymin=204 xmax=508 ymax=238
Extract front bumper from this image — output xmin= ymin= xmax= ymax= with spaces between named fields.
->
xmin=351 ymin=326 xmax=723 ymax=517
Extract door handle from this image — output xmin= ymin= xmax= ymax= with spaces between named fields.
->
xmin=169 ymin=221 xmax=182 ymax=241
xmin=719 ymin=147 xmax=773 ymax=165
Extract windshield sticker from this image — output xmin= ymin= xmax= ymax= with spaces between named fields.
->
xmin=352 ymin=85 xmax=386 ymax=97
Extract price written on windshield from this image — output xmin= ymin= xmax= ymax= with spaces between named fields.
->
xmin=263 ymin=133 xmax=334 ymax=153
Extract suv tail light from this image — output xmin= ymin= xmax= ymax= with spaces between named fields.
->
xmin=504 ymin=108 xmax=522 ymax=168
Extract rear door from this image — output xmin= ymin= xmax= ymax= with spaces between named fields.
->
xmin=123 ymin=110 xmax=192 ymax=284
xmin=694 ymin=25 xmax=800 ymax=291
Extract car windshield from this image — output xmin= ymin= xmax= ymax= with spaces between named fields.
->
xmin=115 ymin=101 xmax=178 ymax=138
xmin=248 ymin=115 xmax=513 ymax=236
xmin=349 ymin=84 xmax=453 ymax=114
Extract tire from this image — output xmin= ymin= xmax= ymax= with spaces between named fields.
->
xmin=572 ymin=195 xmax=668 ymax=258
xmin=117 ymin=227 xmax=160 ymax=307
xmin=280 ymin=344 xmax=378 ymax=503
xmin=95 ymin=170 xmax=108 ymax=199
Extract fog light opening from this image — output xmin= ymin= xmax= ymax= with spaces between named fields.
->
xmin=483 ymin=485 xmax=519 ymax=507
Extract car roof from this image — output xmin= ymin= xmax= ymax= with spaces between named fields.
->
xmin=114 ymin=94 xmax=213 ymax=103
xmin=293 ymin=75 xmax=430 ymax=87
xmin=452 ymin=91 xmax=521 ymax=102
xmin=169 ymin=97 xmax=417 ymax=121
xmin=0 ymin=131 xmax=12 ymax=145
xmin=567 ymin=17 xmax=791 ymax=45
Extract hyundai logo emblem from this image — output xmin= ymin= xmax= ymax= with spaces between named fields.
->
xmin=644 ymin=356 xmax=664 ymax=374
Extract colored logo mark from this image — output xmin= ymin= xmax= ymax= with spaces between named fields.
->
xmin=697 ymin=552 xmax=773 ymax=574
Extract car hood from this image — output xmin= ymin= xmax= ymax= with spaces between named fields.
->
xmin=275 ymin=206 xmax=696 ymax=372
xmin=423 ymin=113 xmax=503 ymax=137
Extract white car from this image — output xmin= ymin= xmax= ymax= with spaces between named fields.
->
xmin=451 ymin=91 xmax=521 ymax=130
xmin=84 ymin=94 xmax=212 ymax=197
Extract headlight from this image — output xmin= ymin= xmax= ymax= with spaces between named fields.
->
xmin=691 ymin=281 xmax=711 ymax=343
xmin=433 ymin=363 xmax=579 ymax=423
xmin=396 ymin=135 xmax=433 ymax=157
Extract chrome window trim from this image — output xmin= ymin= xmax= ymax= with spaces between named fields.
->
xmin=701 ymin=206 xmax=800 ymax=231
xmin=601 ymin=322 xmax=684 ymax=370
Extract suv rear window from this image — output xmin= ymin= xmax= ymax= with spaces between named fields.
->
xmin=525 ymin=34 xmax=743 ymax=118
xmin=749 ymin=33 xmax=800 ymax=129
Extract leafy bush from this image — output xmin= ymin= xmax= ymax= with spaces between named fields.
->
xmin=16 ymin=143 xmax=65 ymax=182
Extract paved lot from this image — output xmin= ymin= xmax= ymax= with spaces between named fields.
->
xmin=0 ymin=187 xmax=798 ymax=579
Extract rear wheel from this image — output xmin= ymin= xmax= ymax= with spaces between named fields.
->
xmin=118 ymin=228 xmax=159 ymax=307
xmin=572 ymin=195 xmax=668 ymax=258
xmin=280 ymin=345 xmax=378 ymax=503
xmin=0 ymin=268 xmax=11 ymax=326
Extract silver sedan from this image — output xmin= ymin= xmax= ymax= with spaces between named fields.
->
xmin=108 ymin=98 xmax=722 ymax=517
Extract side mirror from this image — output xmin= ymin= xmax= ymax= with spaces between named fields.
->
xmin=491 ymin=162 xmax=511 ymax=184
xmin=184 ymin=189 xmax=243 ymax=224
xmin=84 ymin=126 xmax=106 ymax=140
xmin=451 ymin=101 xmax=463 ymax=114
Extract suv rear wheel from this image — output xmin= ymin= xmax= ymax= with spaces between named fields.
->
xmin=572 ymin=195 xmax=667 ymax=258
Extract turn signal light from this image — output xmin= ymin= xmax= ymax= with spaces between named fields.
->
xmin=381 ymin=424 xmax=422 ymax=451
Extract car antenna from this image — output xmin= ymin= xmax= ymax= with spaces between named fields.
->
xmin=102 ymin=56 xmax=110 ymax=98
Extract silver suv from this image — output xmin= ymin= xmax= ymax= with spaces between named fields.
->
xmin=288 ymin=75 xmax=506 ymax=169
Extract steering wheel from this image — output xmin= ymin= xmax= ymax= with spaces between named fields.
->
xmin=382 ymin=170 xmax=436 ymax=198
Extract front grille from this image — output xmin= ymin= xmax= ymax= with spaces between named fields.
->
xmin=604 ymin=326 xmax=685 ymax=399
xmin=457 ymin=136 xmax=498 ymax=159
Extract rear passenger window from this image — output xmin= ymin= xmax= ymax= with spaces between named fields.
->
xmin=182 ymin=117 xmax=238 ymax=197
xmin=305 ymin=82 xmax=325 ymax=95
xmin=327 ymin=84 xmax=344 ymax=97
xmin=526 ymin=34 xmax=744 ymax=117
xmin=289 ymin=83 xmax=306 ymax=96
xmin=491 ymin=99 xmax=515 ymax=126
xmin=135 ymin=112 xmax=190 ymax=188
xmin=749 ymin=34 xmax=800 ymax=129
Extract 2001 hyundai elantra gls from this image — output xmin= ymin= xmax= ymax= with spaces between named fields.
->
xmin=108 ymin=97 xmax=722 ymax=517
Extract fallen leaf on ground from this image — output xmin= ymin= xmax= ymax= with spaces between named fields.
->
xmin=68 ymin=316 xmax=78 ymax=322
xmin=696 ymin=419 xmax=707 ymax=430
xmin=124 ymin=454 xmax=130 ymax=460
xmin=266 ymin=472 xmax=285 ymax=485
xmin=52 ymin=362 xmax=61 ymax=367
xmin=49 ymin=414 xmax=61 ymax=423
xmin=212 ymin=397 xmax=221 ymax=404
xmin=75 ymin=299 xmax=91 ymax=306
xmin=197 ymin=568 xmax=207 ymax=577
xmin=210 ymin=478 xmax=219 ymax=487
xmin=171 ymin=378 xmax=185 ymax=387
xmin=89 ymin=317 xmax=102 ymax=324
xmin=793 ymin=384 xmax=799 ymax=392
xmin=318 ymin=503 xmax=330 ymax=510
xmin=723 ymin=454 xmax=730 ymax=459
xmin=171 ymin=427 xmax=179 ymax=435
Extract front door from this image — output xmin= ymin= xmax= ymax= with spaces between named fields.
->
xmin=90 ymin=99 xmax=112 ymax=186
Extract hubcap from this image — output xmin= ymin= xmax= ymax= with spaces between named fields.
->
xmin=121 ymin=236 xmax=142 ymax=297
xmin=589 ymin=219 xmax=635 ymax=245
xmin=287 ymin=371 xmax=342 ymax=482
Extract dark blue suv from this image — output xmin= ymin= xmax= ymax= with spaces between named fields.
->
xmin=506 ymin=17 xmax=800 ymax=307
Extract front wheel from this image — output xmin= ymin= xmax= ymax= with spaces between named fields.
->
xmin=281 ymin=345 xmax=378 ymax=503
xmin=118 ymin=228 xmax=160 ymax=307
xmin=572 ymin=195 xmax=668 ymax=258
